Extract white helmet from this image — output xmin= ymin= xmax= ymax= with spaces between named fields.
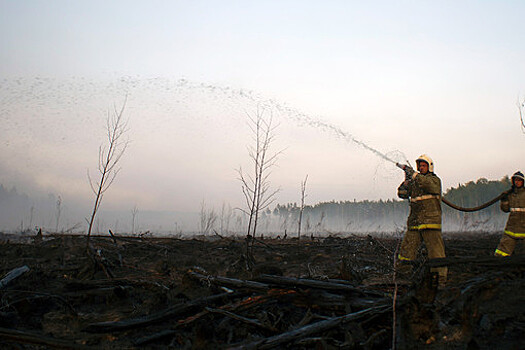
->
xmin=512 ymin=171 xmax=524 ymax=182
xmin=416 ymin=154 xmax=434 ymax=173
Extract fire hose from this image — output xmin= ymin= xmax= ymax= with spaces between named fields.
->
xmin=441 ymin=193 xmax=507 ymax=212
xmin=396 ymin=163 xmax=509 ymax=213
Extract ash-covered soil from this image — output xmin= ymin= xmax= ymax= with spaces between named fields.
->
xmin=0 ymin=232 xmax=523 ymax=349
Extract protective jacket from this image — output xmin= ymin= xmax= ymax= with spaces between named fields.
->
xmin=501 ymin=186 xmax=525 ymax=238
xmin=398 ymin=172 xmax=442 ymax=230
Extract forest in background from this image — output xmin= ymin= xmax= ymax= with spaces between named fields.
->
xmin=263 ymin=176 xmax=512 ymax=235
xmin=0 ymin=176 xmax=513 ymax=235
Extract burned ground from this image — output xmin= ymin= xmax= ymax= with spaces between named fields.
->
xmin=0 ymin=232 xmax=523 ymax=349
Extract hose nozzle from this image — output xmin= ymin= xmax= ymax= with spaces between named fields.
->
xmin=396 ymin=162 xmax=407 ymax=170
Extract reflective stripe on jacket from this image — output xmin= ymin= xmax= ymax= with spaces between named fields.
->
xmin=501 ymin=187 xmax=525 ymax=239
xmin=398 ymin=172 xmax=442 ymax=230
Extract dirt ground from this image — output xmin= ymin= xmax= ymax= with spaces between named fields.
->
xmin=0 ymin=232 xmax=523 ymax=349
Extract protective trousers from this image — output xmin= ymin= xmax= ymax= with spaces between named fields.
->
xmin=398 ymin=228 xmax=447 ymax=282
xmin=495 ymin=233 xmax=521 ymax=256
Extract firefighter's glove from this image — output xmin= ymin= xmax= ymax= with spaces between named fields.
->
xmin=502 ymin=188 xmax=513 ymax=200
xmin=403 ymin=166 xmax=416 ymax=180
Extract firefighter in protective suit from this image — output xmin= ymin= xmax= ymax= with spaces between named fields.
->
xmin=397 ymin=155 xmax=447 ymax=286
xmin=494 ymin=171 xmax=525 ymax=256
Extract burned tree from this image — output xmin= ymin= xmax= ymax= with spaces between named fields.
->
xmin=55 ymin=195 xmax=62 ymax=233
xmin=86 ymin=100 xmax=129 ymax=246
xmin=199 ymin=200 xmax=217 ymax=235
xmin=237 ymin=109 xmax=281 ymax=240
xmin=131 ymin=205 xmax=139 ymax=234
xmin=297 ymin=175 xmax=308 ymax=240
xmin=220 ymin=202 xmax=233 ymax=236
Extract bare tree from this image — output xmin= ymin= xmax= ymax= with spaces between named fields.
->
xmin=86 ymin=100 xmax=129 ymax=246
xmin=297 ymin=175 xmax=308 ymax=240
xmin=131 ymin=205 xmax=139 ymax=234
xmin=220 ymin=202 xmax=233 ymax=235
xmin=235 ymin=214 xmax=244 ymax=234
xmin=200 ymin=200 xmax=217 ymax=235
xmin=29 ymin=205 xmax=35 ymax=231
xmin=280 ymin=214 xmax=289 ymax=236
xmin=305 ymin=215 xmax=311 ymax=235
xmin=237 ymin=109 xmax=282 ymax=269
xmin=315 ymin=211 xmax=326 ymax=235
xmin=237 ymin=109 xmax=281 ymax=239
xmin=55 ymin=195 xmax=62 ymax=233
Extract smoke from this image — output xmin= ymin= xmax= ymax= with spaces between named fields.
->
xmin=0 ymin=76 xmax=408 ymax=233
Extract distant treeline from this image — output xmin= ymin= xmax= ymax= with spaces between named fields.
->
xmin=262 ymin=176 xmax=513 ymax=234
xmin=0 ymin=184 xmax=64 ymax=232
xmin=0 ymin=176 xmax=514 ymax=234
xmin=0 ymin=185 xmax=31 ymax=230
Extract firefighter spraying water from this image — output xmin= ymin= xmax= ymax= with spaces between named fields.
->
xmin=393 ymin=155 xmax=522 ymax=290
xmin=395 ymin=155 xmax=447 ymax=288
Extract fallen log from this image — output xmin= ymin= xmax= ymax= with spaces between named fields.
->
xmin=0 ymin=326 xmax=92 ymax=349
xmin=255 ymin=274 xmax=387 ymax=297
xmin=135 ymin=289 xmax=299 ymax=345
xmin=189 ymin=272 xmax=389 ymax=311
xmin=229 ymin=304 xmax=391 ymax=350
xmin=187 ymin=271 xmax=270 ymax=292
xmin=291 ymin=289 xmax=387 ymax=311
xmin=84 ymin=291 xmax=241 ymax=333
xmin=0 ymin=265 xmax=30 ymax=289
xmin=188 ymin=271 xmax=386 ymax=310
xmin=174 ymin=289 xmax=298 ymax=329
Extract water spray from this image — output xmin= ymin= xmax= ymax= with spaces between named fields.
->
xmin=1 ymin=76 xmax=510 ymax=213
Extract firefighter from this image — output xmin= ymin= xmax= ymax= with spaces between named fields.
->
xmin=494 ymin=171 xmax=525 ymax=256
xmin=397 ymin=154 xmax=447 ymax=287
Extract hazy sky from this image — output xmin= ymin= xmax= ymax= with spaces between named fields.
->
xmin=1 ymin=1 xmax=524 ymax=215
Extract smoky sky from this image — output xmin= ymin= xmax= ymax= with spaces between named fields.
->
xmin=1 ymin=1 xmax=524 ymax=227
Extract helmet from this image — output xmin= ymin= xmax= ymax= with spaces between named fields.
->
xmin=511 ymin=171 xmax=524 ymax=182
xmin=416 ymin=154 xmax=434 ymax=173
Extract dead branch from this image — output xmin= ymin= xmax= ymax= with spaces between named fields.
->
xmin=187 ymin=270 xmax=270 ymax=292
xmin=84 ymin=291 xmax=240 ymax=333
xmin=0 ymin=265 xmax=30 ymax=289
xmin=134 ymin=291 xmax=284 ymax=346
xmin=230 ymin=304 xmax=391 ymax=350
xmin=255 ymin=274 xmax=387 ymax=297
xmin=173 ymin=289 xmax=296 ymax=329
